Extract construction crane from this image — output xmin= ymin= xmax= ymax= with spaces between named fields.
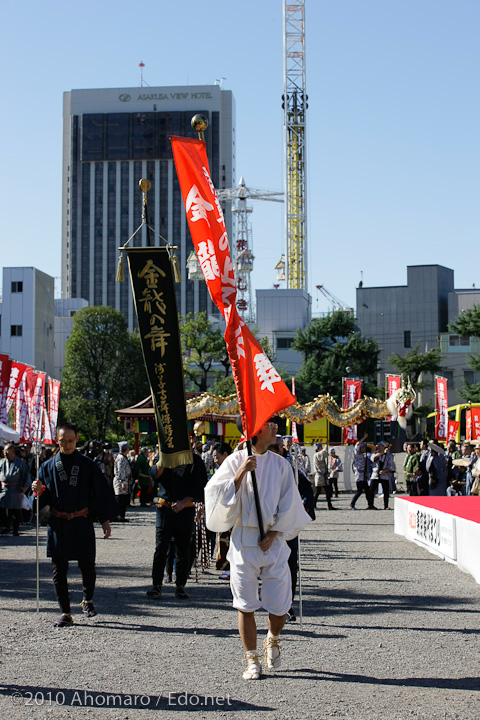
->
xmin=316 ymin=285 xmax=353 ymax=314
xmin=283 ymin=0 xmax=307 ymax=291
xmin=217 ymin=178 xmax=283 ymax=322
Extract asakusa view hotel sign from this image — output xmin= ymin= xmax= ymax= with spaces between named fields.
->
xmin=119 ymin=91 xmax=214 ymax=102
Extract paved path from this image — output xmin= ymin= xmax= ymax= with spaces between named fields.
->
xmin=0 ymin=494 xmax=478 ymax=720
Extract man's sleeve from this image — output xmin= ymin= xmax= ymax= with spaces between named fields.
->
xmin=269 ymin=465 xmax=312 ymax=540
xmin=204 ymin=455 xmax=241 ymax=532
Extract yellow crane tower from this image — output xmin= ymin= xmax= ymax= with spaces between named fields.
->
xmin=283 ymin=0 xmax=307 ymax=290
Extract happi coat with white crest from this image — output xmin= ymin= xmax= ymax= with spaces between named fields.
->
xmin=205 ymin=448 xmax=311 ymax=613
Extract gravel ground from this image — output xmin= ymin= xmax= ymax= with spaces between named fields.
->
xmin=0 ymin=493 xmax=479 ymax=720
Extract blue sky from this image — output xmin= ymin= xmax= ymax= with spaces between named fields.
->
xmin=0 ymin=0 xmax=478 ymax=314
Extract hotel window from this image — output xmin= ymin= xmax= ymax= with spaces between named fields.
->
xmin=11 ymin=325 xmax=22 ymax=336
xmin=11 ymin=281 xmax=23 ymax=293
xmin=404 ymin=331 xmax=411 ymax=348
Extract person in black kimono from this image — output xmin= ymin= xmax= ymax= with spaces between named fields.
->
xmin=146 ymin=454 xmax=206 ymax=600
xmin=32 ymin=423 xmax=118 ymax=627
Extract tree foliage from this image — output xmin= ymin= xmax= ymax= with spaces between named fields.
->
xmin=61 ymin=307 xmax=149 ymax=440
xmin=179 ymin=312 xmax=228 ymax=392
xmin=292 ymin=311 xmax=380 ymax=403
xmin=449 ymin=305 xmax=480 ymax=338
xmin=388 ymin=343 xmax=442 ymax=392
xmin=450 ymin=305 xmax=480 ymax=401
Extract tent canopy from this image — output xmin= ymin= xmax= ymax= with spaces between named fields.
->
xmin=0 ymin=422 xmax=20 ymax=443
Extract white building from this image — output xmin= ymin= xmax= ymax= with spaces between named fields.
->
xmin=0 ymin=267 xmax=55 ymax=376
xmin=54 ymin=298 xmax=89 ymax=380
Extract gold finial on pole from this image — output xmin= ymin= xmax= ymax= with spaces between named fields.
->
xmin=191 ymin=114 xmax=208 ymax=141
xmin=139 ymin=178 xmax=152 ymax=245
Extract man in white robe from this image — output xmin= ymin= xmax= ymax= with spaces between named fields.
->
xmin=205 ymin=420 xmax=311 ymax=679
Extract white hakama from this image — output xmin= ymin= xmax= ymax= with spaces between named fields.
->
xmin=205 ymin=449 xmax=311 ymax=614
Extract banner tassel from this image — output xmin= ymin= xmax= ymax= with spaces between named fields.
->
xmin=115 ymin=252 xmax=125 ymax=282
xmin=171 ymin=255 xmax=181 ymax=283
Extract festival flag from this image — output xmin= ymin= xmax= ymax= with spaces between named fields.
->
xmin=15 ymin=367 xmax=32 ymax=442
xmin=44 ymin=377 xmax=61 ymax=444
xmin=171 ymin=135 xmax=296 ymax=438
xmin=446 ymin=420 xmax=460 ymax=442
xmin=291 ymin=377 xmax=299 ymax=443
xmin=466 ymin=409 xmax=472 ymax=441
xmin=342 ymin=379 xmax=362 ymax=444
xmin=126 ymin=247 xmax=193 ymax=467
xmin=5 ymin=361 xmax=28 ymax=416
xmin=0 ymin=354 xmax=12 ymax=425
xmin=471 ymin=407 xmax=480 ymax=441
xmin=386 ymin=374 xmax=401 ymax=421
xmin=435 ymin=376 xmax=448 ymax=441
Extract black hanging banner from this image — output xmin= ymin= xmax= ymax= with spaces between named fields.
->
xmin=126 ymin=247 xmax=193 ymax=468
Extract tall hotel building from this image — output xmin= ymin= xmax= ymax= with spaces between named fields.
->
xmin=62 ymin=85 xmax=235 ymax=329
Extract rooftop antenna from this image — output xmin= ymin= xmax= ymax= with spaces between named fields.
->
xmin=139 ymin=61 xmax=147 ymax=87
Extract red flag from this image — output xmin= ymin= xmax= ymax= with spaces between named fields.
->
xmin=5 ymin=361 xmax=28 ymax=416
xmin=386 ymin=374 xmax=401 ymax=421
xmin=171 ymin=136 xmax=295 ymax=439
xmin=435 ymin=376 xmax=448 ymax=441
xmin=342 ymin=379 xmax=362 ymax=444
xmin=466 ymin=409 xmax=472 ymax=441
xmin=15 ymin=367 xmax=32 ymax=442
xmin=29 ymin=371 xmax=46 ymax=440
xmin=291 ymin=377 xmax=299 ymax=443
xmin=472 ymin=407 xmax=480 ymax=441
xmin=446 ymin=420 xmax=459 ymax=442
xmin=44 ymin=377 xmax=61 ymax=444
xmin=0 ymin=354 xmax=12 ymax=425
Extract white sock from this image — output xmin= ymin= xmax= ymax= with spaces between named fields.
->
xmin=267 ymin=631 xmax=280 ymax=640
xmin=246 ymin=648 xmax=257 ymax=654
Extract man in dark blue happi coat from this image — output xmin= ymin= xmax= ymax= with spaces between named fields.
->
xmin=33 ymin=423 xmax=118 ymax=627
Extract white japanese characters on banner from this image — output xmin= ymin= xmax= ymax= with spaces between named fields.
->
xmin=386 ymin=374 xmax=401 ymax=421
xmin=0 ymin=354 xmax=12 ymax=425
xmin=171 ymin=136 xmax=295 ymax=438
xmin=435 ymin=376 xmax=448 ymax=441
xmin=342 ymin=379 xmax=362 ymax=444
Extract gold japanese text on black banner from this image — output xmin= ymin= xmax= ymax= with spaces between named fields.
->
xmin=126 ymin=248 xmax=192 ymax=468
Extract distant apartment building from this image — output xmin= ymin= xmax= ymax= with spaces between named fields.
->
xmin=356 ymin=265 xmax=479 ymax=407
xmin=255 ymin=288 xmax=312 ymax=373
xmin=54 ymin=298 xmax=89 ymax=380
xmin=0 ymin=267 xmax=55 ymax=377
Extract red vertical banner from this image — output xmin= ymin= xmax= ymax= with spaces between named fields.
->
xmin=435 ymin=376 xmax=448 ymax=441
xmin=44 ymin=378 xmax=61 ymax=444
xmin=386 ymin=374 xmax=401 ymax=420
xmin=29 ymin=371 xmax=46 ymax=440
xmin=471 ymin=407 xmax=480 ymax=440
xmin=171 ymin=135 xmax=296 ymax=439
xmin=0 ymin=354 xmax=12 ymax=425
xmin=446 ymin=420 xmax=459 ymax=442
xmin=291 ymin=377 xmax=299 ymax=443
xmin=15 ymin=367 xmax=32 ymax=442
xmin=342 ymin=379 xmax=362 ymax=444
xmin=5 ymin=361 xmax=27 ymax=416
xmin=466 ymin=409 xmax=472 ymax=441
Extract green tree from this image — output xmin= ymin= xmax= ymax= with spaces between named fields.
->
xmin=450 ymin=305 xmax=480 ymax=401
xmin=292 ymin=311 xmax=380 ymax=403
xmin=61 ymin=307 xmax=149 ymax=440
xmin=179 ymin=312 xmax=228 ymax=392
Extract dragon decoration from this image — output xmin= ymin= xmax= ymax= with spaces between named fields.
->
xmin=186 ymin=377 xmax=416 ymax=429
